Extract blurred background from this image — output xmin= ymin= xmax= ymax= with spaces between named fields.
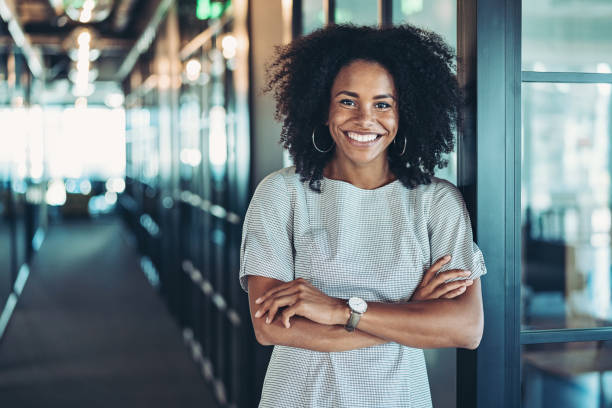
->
xmin=0 ymin=0 xmax=611 ymax=407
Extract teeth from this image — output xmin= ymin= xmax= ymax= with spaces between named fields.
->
xmin=347 ymin=132 xmax=378 ymax=142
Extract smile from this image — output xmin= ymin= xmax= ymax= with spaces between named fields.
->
xmin=343 ymin=131 xmax=382 ymax=146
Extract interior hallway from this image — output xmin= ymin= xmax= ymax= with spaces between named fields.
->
xmin=0 ymin=217 xmax=218 ymax=408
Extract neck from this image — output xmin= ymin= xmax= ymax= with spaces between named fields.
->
xmin=324 ymin=157 xmax=395 ymax=190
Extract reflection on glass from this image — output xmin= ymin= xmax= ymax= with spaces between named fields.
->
xmin=209 ymin=105 xmax=227 ymax=169
xmin=46 ymin=179 xmax=67 ymax=206
xmin=523 ymin=2 xmax=612 ymax=72
xmin=335 ymin=0 xmax=378 ymax=26
xmin=393 ymin=0 xmax=456 ymax=50
xmin=302 ymin=0 xmax=324 ymax=34
xmin=522 ymin=341 xmax=612 ymax=407
xmin=27 ymin=105 xmax=44 ymax=180
xmin=185 ymin=58 xmax=202 ymax=82
xmin=522 ymin=82 xmax=612 ymax=330
xmin=179 ymin=90 xmax=201 ymax=176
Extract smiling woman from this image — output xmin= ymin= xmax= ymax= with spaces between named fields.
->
xmin=265 ymin=24 xmax=461 ymax=192
xmin=240 ymin=24 xmax=485 ymax=408
xmin=324 ymin=60 xmax=400 ymax=189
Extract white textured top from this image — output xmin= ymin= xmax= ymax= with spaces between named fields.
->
xmin=239 ymin=166 xmax=487 ymax=408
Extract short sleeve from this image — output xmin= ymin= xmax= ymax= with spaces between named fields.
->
xmin=239 ymin=172 xmax=295 ymax=292
xmin=428 ymin=179 xmax=487 ymax=281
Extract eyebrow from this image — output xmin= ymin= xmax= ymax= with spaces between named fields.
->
xmin=335 ymin=90 xmax=396 ymax=100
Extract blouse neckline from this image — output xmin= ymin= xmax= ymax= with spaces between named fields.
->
xmin=322 ymin=176 xmax=401 ymax=192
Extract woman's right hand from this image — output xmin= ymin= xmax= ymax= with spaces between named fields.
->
xmin=411 ymin=255 xmax=474 ymax=301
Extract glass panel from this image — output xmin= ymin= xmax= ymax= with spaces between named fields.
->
xmin=0 ymin=48 xmax=11 ymax=306
xmin=335 ymin=0 xmax=378 ymax=26
xmin=522 ymin=341 xmax=612 ymax=407
xmin=521 ymin=82 xmax=612 ymax=330
xmin=302 ymin=0 xmax=324 ymax=34
xmin=523 ymin=1 xmax=612 ymax=72
xmin=393 ymin=0 xmax=456 ymax=50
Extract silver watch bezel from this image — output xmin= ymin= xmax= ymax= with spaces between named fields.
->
xmin=348 ymin=297 xmax=367 ymax=314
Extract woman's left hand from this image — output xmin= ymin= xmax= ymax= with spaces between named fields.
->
xmin=254 ymin=278 xmax=347 ymax=328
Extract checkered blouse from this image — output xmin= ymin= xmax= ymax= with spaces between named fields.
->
xmin=239 ymin=166 xmax=487 ymax=408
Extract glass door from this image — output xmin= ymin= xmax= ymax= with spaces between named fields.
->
xmin=520 ymin=1 xmax=612 ymax=406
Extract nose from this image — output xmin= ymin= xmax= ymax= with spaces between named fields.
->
xmin=354 ymin=105 xmax=376 ymax=127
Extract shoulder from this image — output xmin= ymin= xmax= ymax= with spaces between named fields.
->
xmin=410 ymin=177 xmax=466 ymax=218
xmin=410 ymin=176 xmax=460 ymax=199
xmin=255 ymin=166 xmax=297 ymax=192
xmin=251 ymin=166 xmax=302 ymax=205
xmin=407 ymin=176 xmax=461 ymax=200
xmin=426 ymin=177 xmax=470 ymax=223
xmin=430 ymin=176 xmax=462 ymax=199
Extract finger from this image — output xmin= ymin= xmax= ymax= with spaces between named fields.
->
xmin=255 ymin=280 xmax=298 ymax=304
xmin=265 ymin=294 xmax=299 ymax=324
xmin=431 ymin=269 xmax=471 ymax=287
xmin=281 ymin=302 xmax=301 ymax=328
xmin=255 ymin=291 xmax=299 ymax=318
xmin=422 ymin=255 xmax=451 ymax=286
xmin=441 ymin=285 xmax=468 ymax=299
xmin=431 ymin=280 xmax=473 ymax=299
xmin=255 ymin=278 xmax=306 ymax=304
xmin=255 ymin=288 xmax=302 ymax=314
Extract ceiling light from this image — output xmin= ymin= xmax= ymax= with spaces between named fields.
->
xmin=65 ymin=0 xmax=114 ymax=23
xmin=77 ymin=31 xmax=91 ymax=46
xmin=105 ymin=93 xmax=124 ymax=109
xmin=185 ymin=59 xmax=201 ymax=81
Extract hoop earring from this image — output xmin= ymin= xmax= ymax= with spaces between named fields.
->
xmin=312 ymin=127 xmax=334 ymax=153
xmin=393 ymin=136 xmax=407 ymax=156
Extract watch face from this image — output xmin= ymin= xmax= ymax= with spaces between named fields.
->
xmin=348 ymin=297 xmax=367 ymax=314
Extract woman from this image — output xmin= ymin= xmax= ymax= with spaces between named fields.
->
xmin=239 ymin=25 xmax=486 ymax=408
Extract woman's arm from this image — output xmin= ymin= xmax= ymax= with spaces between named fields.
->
xmin=269 ymin=279 xmax=483 ymax=349
xmin=250 ymin=256 xmax=480 ymax=351
xmin=248 ymin=276 xmax=388 ymax=352
xmin=356 ymin=279 xmax=483 ymax=349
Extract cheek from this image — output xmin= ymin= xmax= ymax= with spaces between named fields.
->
xmin=382 ymin=115 xmax=399 ymax=133
xmin=329 ymin=104 xmax=347 ymax=121
xmin=328 ymin=106 xmax=351 ymax=124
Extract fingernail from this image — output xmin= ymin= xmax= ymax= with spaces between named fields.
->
xmin=460 ymin=286 xmax=466 ymax=291
xmin=444 ymin=255 xmax=451 ymax=260
xmin=266 ymin=317 xmax=270 ymax=324
xmin=466 ymin=280 xmax=473 ymax=285
xmin=285 ymin=322 xmax=290 ymax=328
xmin=255 ymin=310 xmax=261 ymax=318
xmin=463 ymin=271 xmax=471 ymax=275
xmin=255 ymin=297 xmax=262 ymax=304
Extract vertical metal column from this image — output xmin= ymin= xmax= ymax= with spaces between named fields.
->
xmin=378 ymin=0 xmax=392 ymax=28
xmin=456 ymin=0 xmax=522 ymax=406
xmin=324 ymin=0 xmax=335 ymax=26
xmin=456 ymin=1 xmax=478 ymax=405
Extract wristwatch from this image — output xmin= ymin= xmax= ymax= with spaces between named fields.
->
xmin=345 ymin=297 xmax=368 ymax=332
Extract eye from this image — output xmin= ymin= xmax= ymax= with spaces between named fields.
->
xmin=339 ymin=99 xmax=356 ymax=106
xmin=375 ymin=102 xmax=392 ymax=109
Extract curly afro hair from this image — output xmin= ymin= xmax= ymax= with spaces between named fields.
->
xmin=265 ymin=24 xmax=462 ymax=192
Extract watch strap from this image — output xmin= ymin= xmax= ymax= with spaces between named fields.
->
xmin=345 ymin=310 xmax=362 ymax=332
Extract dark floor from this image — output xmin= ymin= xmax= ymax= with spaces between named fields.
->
xmin=0 ymin=217 xmax=218 ymax=408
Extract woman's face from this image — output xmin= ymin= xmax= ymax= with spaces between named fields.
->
xmin=327 ymin=59 xmax=399 ymax=170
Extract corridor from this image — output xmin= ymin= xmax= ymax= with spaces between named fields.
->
xmin=0 ymin=217 xmax=218 ymax=408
